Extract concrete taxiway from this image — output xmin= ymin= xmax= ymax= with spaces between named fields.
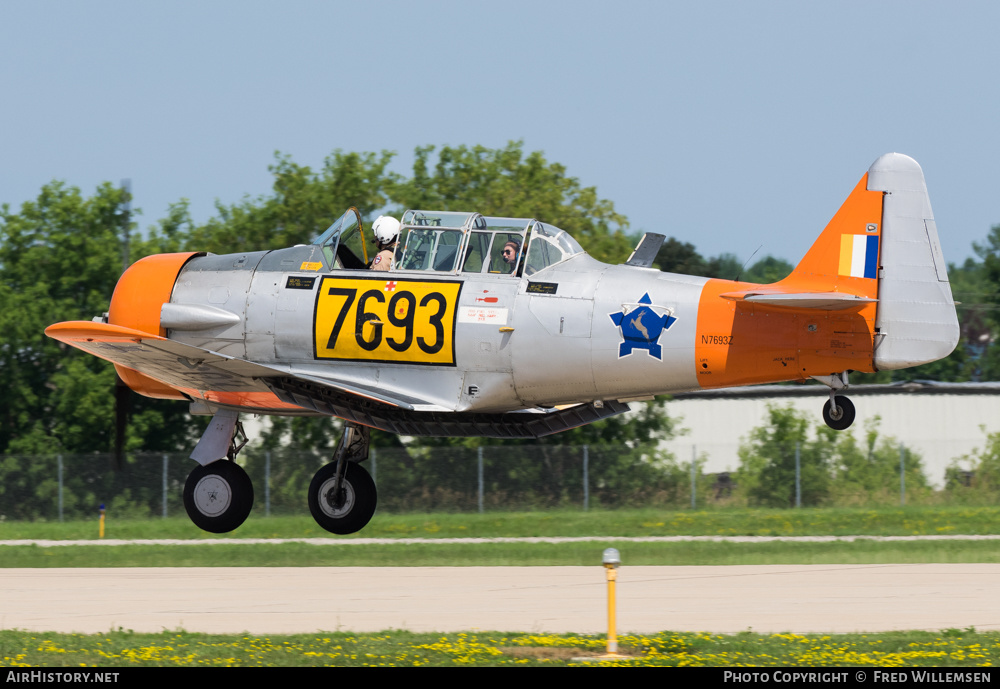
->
xmin=2 ymin=564 xmax=998 ymax=635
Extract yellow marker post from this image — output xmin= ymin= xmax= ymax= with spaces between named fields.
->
xmin=571 ymin=548 xmax=632 ymax=663
xmin=99 ymin=503 xmax=105 ymax=539
xmin=603 ymin=547 xmax=621 ymax=656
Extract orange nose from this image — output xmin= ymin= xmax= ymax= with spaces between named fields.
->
xmin=108 ymin=252 xmax=201 ymax=335
xmin=108 ymin=252 xmax=201 ymax=399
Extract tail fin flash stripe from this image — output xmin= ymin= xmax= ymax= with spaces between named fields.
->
xmin=839 ymin=234 xmax=879 ymax=279
xmin=864 ymin=235 xmax=879 ymax=279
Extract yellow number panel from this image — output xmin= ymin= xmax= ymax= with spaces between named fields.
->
xmin=313 ymin=277 xmax=462 ymax=365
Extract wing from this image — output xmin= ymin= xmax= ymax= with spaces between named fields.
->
xmin=45 ymin=321 xmax=628 ymax=438
xmin=44 ymin=321 xmax=426 ymax=410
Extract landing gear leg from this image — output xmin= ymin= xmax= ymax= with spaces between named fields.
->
xmin=183 ymin=411 xmax=254 ymax=533
xmin=814 ymin=371 xmax=855 ymax=430
xmin=308 ymin=422 xmax=377 ymax=535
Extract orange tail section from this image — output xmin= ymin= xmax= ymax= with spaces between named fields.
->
xmin=694 ymin=171 xmax=886 ymax=389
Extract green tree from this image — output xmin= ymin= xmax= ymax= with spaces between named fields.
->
xmin=743 ymin=255 xmax=793 ymax=284
xmin=651 ymin=239 xmax=752 ymax=282
xmin=850 ymin=256 xmax=988 ymax=385
xmin=947 ymin=255 xmax=1000 ymax=381
xmin=703 ymin=253 xmax=743 ymax=281
xmin=972 ymin=223 xmax=1000 ymax=304
xmin=371 ymin=399 xmax=684 ymax=508
xmin=182 ymin=150 xmax=395 ymax=255
xmin=946 ymin=427 xmax=1000 ymax=501
xmin=736 ymin=405 xmax=833 ymax=507
xmin=827 ymin=416 xmax=927 ymax=504
xmin=0 ymin=182 xmax=197 ymax=456
xmin=652 ymin=238 xmax=708 ymax=275
xmin=389 ymin=142 xmax=633 ymax=264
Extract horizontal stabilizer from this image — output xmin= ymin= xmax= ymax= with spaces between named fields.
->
xmin=719 ymin=290 xmax=876 ymax=311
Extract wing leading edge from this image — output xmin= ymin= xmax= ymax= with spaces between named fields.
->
xmin=44 ymin=321 xmax=423 ymax=411
xmin=45 ymin=321 xmax=626 ymax=438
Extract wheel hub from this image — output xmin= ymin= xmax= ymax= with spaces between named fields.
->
xmin=192 ymin=475 xmax=232 ymax=517
xmin=319 ymin=477 xmax=355 ymax=518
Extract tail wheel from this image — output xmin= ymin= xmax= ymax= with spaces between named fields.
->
xmin=308 ymin=462 xmax=377 ymax=535
xmin=822 ymin=396 xmax=856 ymax=431
xmin=183 ymin=461 xmax=254 ymax=533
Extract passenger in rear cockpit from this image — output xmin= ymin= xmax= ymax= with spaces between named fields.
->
xmin=501 ymin=239 xmax=522 ymax=276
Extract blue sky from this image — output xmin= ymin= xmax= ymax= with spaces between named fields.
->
xmin=3 ymin=1 xmax=998 ymax=267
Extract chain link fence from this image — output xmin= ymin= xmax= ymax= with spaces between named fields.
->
xmin=0 ymin=439 xmax=966 ymax=522
xmin=0 ymin=444 xmax=710 ymax=521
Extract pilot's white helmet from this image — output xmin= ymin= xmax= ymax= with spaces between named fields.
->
xmin=372 ymin=216 xmax=401 ymax=245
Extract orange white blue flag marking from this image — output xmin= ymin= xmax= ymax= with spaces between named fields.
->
xmin=839 ymin=234 xmax=879 ymax=279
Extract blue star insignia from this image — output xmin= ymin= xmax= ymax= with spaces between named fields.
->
xmin=609 ymin=293 xmax=676 ymax=359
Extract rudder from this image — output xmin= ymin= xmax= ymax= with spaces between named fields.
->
xmin=868 ymin=153 xmax=959 ymax=369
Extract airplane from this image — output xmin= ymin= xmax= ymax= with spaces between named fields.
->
xmin=45 ymin=152 xmax=959 ymax=535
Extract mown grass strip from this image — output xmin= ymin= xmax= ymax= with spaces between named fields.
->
xmin=5 ymin=539 xmax=1000 ymax=568
xmin=4 ymin=505 xmax=1000 ymax=541
xmin=2 ymin=628 xmax=997 ymax=667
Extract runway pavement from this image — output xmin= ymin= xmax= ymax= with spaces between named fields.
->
xmin=2 ymin=564 xmax=999 ymax=635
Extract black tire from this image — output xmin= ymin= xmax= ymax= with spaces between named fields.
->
xmin=183 ymin=461 xmax=254 ymax=533
xmin=822 ymin=396 xmax=856 ymax=431
xmin=308 ymin=462 xmax=377 ymax=535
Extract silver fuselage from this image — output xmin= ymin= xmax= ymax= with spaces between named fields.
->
xmin=167 ymin=247 xmax=708 ymax=414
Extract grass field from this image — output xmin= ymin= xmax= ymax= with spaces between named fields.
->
xmin=5 ymin=504 xmax=1000 ymax=540
xmin=5 ymin=538 xmax=1000 ymax=568
xmin=2 ymin=628 xmax=998 ymax=667
xmin=4 ymin=505 xmax=999 ymax=667
xmin=4 ymin=505 xmax=1000 ymax=567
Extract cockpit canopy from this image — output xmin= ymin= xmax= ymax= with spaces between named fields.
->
xmin=312 ymin=207 xmax=368 ymax=270
xmin=312 ymin=208 xmax=585 ymax=276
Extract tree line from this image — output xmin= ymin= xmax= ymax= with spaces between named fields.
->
xmin=2 ymin=140 xmax=999 ymax=469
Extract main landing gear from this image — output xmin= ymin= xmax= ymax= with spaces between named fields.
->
xmin=181 ymin=411 xmax=377 ymax=535
xmin=815 ymin=371 xmax=856 ymax=431
xmin=183 ymin=416 xmax=254 ymax=533
xmin=308 ymin=422 xmax=377 ymax=535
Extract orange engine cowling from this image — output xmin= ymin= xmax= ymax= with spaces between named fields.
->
xmin=108 ymin=252 xmax=201 ymax=399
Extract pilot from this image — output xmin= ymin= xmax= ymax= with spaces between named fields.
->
xmin=501 ymin=239 xmax=522 ymax=275
xmin=369 ymin=216 xmax=401 ymax=271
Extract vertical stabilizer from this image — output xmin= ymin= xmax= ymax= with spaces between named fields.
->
xmin=782 ymin=172 xmax=884 ymax=293
xmin=869 ymin=153 xmax=959 ymax=369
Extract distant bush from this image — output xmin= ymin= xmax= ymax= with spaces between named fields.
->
xmin=945 ymin=427 xmax=1000 ymax=503
xmin=735 ymin=405 xmax=928 ymax=508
